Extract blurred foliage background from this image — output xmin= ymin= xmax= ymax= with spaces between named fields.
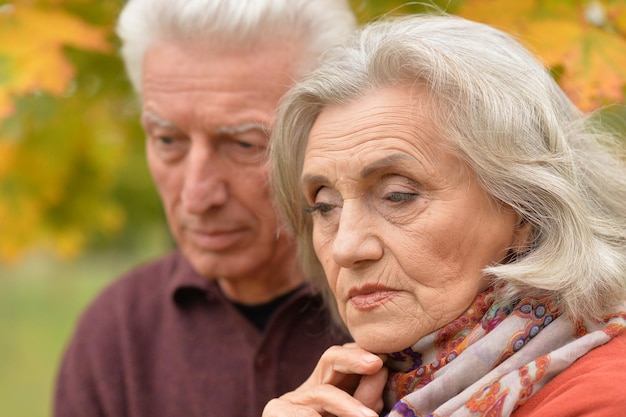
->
xmin=0 ymin=0 xmax=624 ymax=416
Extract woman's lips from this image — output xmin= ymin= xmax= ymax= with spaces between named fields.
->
xmin=348 ymin=287 xmax=398 ymax=311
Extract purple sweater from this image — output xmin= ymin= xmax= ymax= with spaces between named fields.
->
xmin=54 ymin=250 xmax=351 ymax=417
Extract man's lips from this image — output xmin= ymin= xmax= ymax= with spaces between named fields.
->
xmin=186 ymin=227 xmax=246 ymax=251
xmin=348 ymin=285 xmax=398 ymax=311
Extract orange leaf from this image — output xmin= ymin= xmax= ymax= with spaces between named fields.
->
xmin=457 ymin=0 xmax=626 ymax=111
xmin=607 ymin=0 xmax=626 ymax=36
xmin=0 ymin=4 xmax=110 ymax=118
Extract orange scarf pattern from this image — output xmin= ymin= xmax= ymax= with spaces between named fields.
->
xmin=384 ymin=288 xmax=626 ymax=416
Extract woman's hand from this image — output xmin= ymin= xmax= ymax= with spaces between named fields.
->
xmin=262 ymin=343 xmax=388 ymax=417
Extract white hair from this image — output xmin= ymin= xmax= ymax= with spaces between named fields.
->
xmin=116 ymin=0 xmax=356 ymax=93
xmin=271 ymin=13 xmax=626 ymax=322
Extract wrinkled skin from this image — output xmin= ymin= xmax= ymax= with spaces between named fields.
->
xmin=141 ymin=39 xmax=305 ymax=304
xmin=263 ymin=86 xmax=531 ymax=416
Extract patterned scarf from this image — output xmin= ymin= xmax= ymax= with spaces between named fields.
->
xmin=384 ymin=288 xmax=626 ymax=417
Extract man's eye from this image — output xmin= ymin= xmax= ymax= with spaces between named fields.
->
xmin=236 ymin=140 xmax=254 ymax=148
xmin=385 ymin=192 xmax=418 ymax=203
xmin=158 ymin=136 xmax=175 ymax=145
xmin=149 ymin=134 xmax=188 ymax=162
xmin=220 ymin=138 xmax=266 ymax=165
xmin=235 ymin=139 xmax=266 ymax=153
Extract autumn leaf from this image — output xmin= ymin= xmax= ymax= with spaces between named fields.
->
xmin=0 ymin=3 xmax=110 ymax=119
xmin=456 ymin=0 xmax=626 ymax=111
xmin=1 ymin=0 xmax=623 ymax=265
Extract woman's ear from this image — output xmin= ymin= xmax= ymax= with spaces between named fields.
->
xmin=511 ymin=216 xmax=533 ymax=255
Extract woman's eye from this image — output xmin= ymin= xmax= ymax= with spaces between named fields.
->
xmin=304 ymin=202 xmax=334 ymax=214
xmin=303 ymin=186 xmax=342 ymax=217
xmin=385 ymin=192 xmax=418 ymax=203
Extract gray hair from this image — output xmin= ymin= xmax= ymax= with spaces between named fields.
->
xmin=116 ymin=0 xmax=356 ymax=93
xmin=271 ymin=13 xmax=626 ymax=322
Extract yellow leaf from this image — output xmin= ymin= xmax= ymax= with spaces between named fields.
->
xmin=0 ymin=140 xmax=17 ymax=177
xmin=455 ymin=0 xmax=536 ymax=32
xmin=53 ymin=228 xmax=85 ymax=260
xmin=0 ymin=195 xmax=42 ymax=264
xmin=457 ymin=0 xmax=626 ymax=110
xmin=98 ymin=203 xmax=125 ymax=235
xmin=608 ymin=1 xmax=626 ymax=36
xmin=0 ymin=94 xmax=14 ymax=119
xmin=0 ymin=4 xmax=110 ymax=118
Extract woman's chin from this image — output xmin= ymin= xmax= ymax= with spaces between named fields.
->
xmin=344 ymin=308 xmax=417 ymax=353
xmin=350 ymin=325 xmax=410 ymax=354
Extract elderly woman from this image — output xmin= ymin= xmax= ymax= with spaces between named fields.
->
xmin=264 ymin=13 xmax=626 ymax=417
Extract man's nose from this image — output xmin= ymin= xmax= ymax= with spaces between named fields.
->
xmin=180 ymin=146 xmax=228 ymax=213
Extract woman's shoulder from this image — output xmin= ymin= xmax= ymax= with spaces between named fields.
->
xmin=513 ymin=331 xmax=626 ymax=417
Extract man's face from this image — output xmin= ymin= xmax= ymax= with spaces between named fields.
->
xmin=141 ymin=40 xmax=301 ymax=292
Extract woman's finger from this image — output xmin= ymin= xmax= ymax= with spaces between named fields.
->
xmin=262 ymin=397 xmax=321 ymax=417
xmin=353 ymin=366 xmax=388 ymax=413
xmin=264 ymin=384 xmax=379 ymax=417
xmin=302 ymin=344 xmax=384 ymax=389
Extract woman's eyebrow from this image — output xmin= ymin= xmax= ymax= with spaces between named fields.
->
xmin=359 ymin=153 xmax=418 ymax=178
xmin=301 ymin=173 xmax=328 ymax=187
xmin=301 ymin=153 xmax=419 ymax=186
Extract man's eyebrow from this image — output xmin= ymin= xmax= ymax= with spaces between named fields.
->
xmin=142 ymin=112 xmax=269 ymax=135
xmin=216 ymin=122 xmax=269 ymax=135
xmin=143 ymin=111 xmax=177 ymax=129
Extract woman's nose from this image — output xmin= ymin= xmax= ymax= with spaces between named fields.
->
xmin=332 ymin=201 xmax=383 ymax=268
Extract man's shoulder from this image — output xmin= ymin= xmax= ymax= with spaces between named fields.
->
xmin=106 ymin=249 xmax=187 ymax=290
xmin=81 ymin=250 xmax=185 ymax=318
xmin=118 ymin=249 xmax=184 ymax=282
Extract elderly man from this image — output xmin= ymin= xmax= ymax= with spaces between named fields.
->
xmin=53 ymin=1 xmax=355 ymax=416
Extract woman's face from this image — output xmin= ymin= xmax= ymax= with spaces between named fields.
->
xmin=301 ymin=87 xmax=529 ymax=353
